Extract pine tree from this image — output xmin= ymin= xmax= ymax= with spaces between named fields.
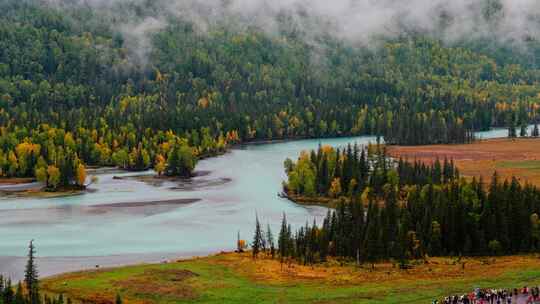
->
xmin=364 ymin=200 xmax=382 ymax=266
xmin=252 ymin=214 xmax=263 ymax=259
xmin=318 ymin=156 xmax=329 ymax=194
xmin=508 ymin=116 xmax=517 ymax=138
xmin=266 ymin=224 xmax=275 ymax=259
xmin=428 ymin=221 xmax=442 ymax=256
xmin=278 ymin=213 xmax=288 ymax=265
xmin=433 ymin=158 xmax=442 ymax=184
xmin=520 ymin=124 xmax=528 ymax=137
xmin=383 ymin=185 xmax=399 ymax=257
xmin=3 ymin=279 xmax=14 ymax=304
xmin=24 ymin=240 xmax=39 ymax=304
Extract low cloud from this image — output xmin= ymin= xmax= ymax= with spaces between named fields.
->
xmin=43 ymin=0 xmax=540 ymax=65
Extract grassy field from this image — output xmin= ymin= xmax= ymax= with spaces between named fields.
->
xmin=42 ymin=252 xmax=540 ymax=304
xmin=387 ymin=138 xmax=540 ymax=186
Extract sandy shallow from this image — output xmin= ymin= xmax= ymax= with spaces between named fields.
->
xmin=114 ymin=171 xmax=231 ymax=190
xmin=89 ymin=198 xmax=201 ymax=209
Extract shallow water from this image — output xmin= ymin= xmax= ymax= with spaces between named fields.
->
xmin=0 ymin=128 xmax=524 ymax=278
xmin=475 ymin=124 xmax=536 ymax=140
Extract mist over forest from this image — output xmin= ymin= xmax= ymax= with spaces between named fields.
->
xmin=0 ymin=0 xmax=540 ymax=182
xmin=33 ymin=0 xmax=540 ymax=67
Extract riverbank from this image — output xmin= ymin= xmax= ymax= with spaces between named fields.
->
xmin=41 ymin=251 xmax=540 ymax=304
xmin=0 ymin=183 xmax=91 ymax=199
xmin=0 ymin=250 xmax=212 ymax=283
xmin=280 ymin=191 xmax=344 ymax=208
xmin=0 ymin=177 xmax=35 ymax=184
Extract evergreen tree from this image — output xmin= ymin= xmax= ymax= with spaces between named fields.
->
xmin=24 ymin=240 xmax=39 ymax=304
xmin=382 ymin=185 xmax=399 ymax=257
xmin=520 ymin=124 xmax=528 ymax=137
xmin=252 ymin=214 xmax=263 ymax=259
xmin=3 ymin=279 xmax=14 ymax=304
xmin=364 ymin=201 xmax=382 ymax=265
xmin=428 ymin=221 xmax=442 ymax=256
xmin=278 ymin=213 xmax=288 ymax=265
xmin=508 ymin=116 xmax=517 ymax=138
xmin=266 ymin=224 xmax=275 ymax=259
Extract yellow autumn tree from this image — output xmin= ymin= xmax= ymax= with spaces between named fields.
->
xmin=155 ymin=154 xmax=166 ymax=176
xmin=47 ymin=165 xmax=61 ymax=190
xmin=64 ymin=132 xmax=76 ymax=150
xmin=35 ymin=167 xmax=47 ymax=184
xmin=76 ymin=164 xmax=86 ymax=187
xmin=321 ymin=145 xmax=334 ymax=154
xmin=360 ymin=187 xmax=372 ymax=205
xmin=7 ymin=151 xmax=18 ymax=176
xmin=348 ymin=178 xmax=358 ymax=195
xmin=329 ymin=178 xmax=342 ymax=198
xmin=237 ymin=239 xmax=247 ymax=252
xmin=197 ymin=96 xmax=210 ymax=109
xmin=15 ymin=142 xmax=40 ymax=175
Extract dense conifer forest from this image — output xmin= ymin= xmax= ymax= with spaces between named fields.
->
xmin=2 ymin=0 xmax=540 ymax=184
xmin=275 ymin=144 xmax=540 ymax=265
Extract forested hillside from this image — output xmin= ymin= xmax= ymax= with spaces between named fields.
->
xmin=1 ymin=0 xmax=540 ymax=183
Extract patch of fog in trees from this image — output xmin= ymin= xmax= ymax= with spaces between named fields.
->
xmin=41 ymin=0 xmax=540 ymax=67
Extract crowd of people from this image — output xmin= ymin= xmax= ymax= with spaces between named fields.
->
xmin=433 ymin=286 xmax=540 ymax=304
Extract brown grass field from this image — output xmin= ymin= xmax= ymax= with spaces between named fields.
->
xmin=387 ymin=138 xmax=540 ymax=186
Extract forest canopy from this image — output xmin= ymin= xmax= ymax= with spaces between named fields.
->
xmin=1 ymin=0 xmax=540 ymax=183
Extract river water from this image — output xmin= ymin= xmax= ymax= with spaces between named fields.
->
xmin=0 ymin=127 xmax=529 ymax=279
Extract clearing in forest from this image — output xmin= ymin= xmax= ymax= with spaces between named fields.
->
xmin=387 ymin=138 xmax=540 ymax=186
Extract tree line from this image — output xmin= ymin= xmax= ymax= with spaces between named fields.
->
xmin=265 ymin=145 xmax=540 ymax=266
